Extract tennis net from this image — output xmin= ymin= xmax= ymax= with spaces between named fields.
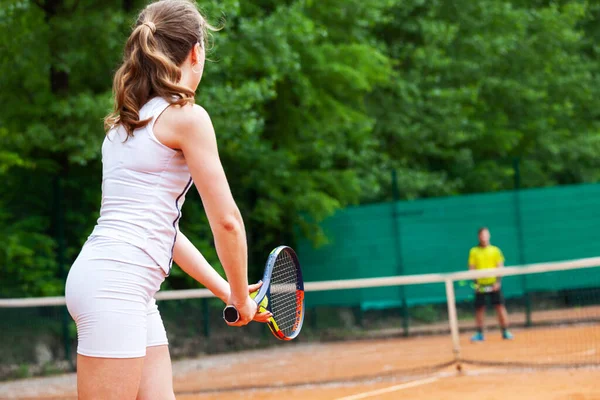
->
xmin=1 ymin=257 xmax=599 ymax=392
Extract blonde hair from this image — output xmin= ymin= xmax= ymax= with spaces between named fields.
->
xmin=105 ymin=0 xmax=214 ymax=136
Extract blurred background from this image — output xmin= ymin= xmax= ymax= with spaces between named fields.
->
xmin=1 ymin=0 xmax=600 ymax=393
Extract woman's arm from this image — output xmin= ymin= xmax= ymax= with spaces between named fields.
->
xmin=173 ymin=229 xmax=272 ymax=322
xmin=154 ymin=103 xmax=256 ymax=326
xmin=173 ymin=230 xmax=230 ymax=303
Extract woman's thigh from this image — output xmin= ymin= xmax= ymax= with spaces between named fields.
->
xmin=137 ymin=345 xmax=175 ymax=400
xmin=65 ymin=238 xmax=167 ymax=399
xmin=77 ymin=354 xmax=144 ymax=400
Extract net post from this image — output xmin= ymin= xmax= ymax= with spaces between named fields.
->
xmin=401 ymin=298 xmax=409 ymax=337
xmin=352 ymin=306 xmax=364 ymax=328
xmin=513 ymin=157 xmax=531 ymax=327
xmin=202 ymin=298 xmax=211 ymax=337
xmin=523 ymin=279 xmax=532 ymax=327
xmin=391 ymin=169 xmax=409 ymax=336
xmin=444 ymin=278 xmax=461 ymax=364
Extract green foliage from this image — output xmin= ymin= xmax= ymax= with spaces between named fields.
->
xmin=370 ymin=0 xmax=600 ymax=200
xmin=1 ymin=0 xmax=600 ymax=296
xmin=15 ymin=364 xmax=30 ymax=379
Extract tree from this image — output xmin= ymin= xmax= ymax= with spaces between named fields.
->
xmin=0 ymin=0 xmax=135 ymax=296
xmin=0 ymin=0 xmax=393 ymax=294
xmin=370 ymin=0 xmax=600 ymax=200
xmin=2 ymin=0 xmax=600 ymax=296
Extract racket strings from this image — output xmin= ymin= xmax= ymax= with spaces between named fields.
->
xmin=270 ymin=250 xmax=301 ymax=336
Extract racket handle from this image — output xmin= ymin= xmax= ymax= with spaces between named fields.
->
xmin=223 ymin=288 xmax=263 ymax=324
xmin=223 ymin=305 xmax=239 ymax=323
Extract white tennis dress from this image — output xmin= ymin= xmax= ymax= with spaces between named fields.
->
xmin=65 ymin=97 xmax=194 ymax=358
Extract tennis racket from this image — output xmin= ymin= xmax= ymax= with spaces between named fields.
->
xmin=471 ymin=282 xmax=495 ymax=293
xmin=223 ymin=245 xmax=305 ymax=341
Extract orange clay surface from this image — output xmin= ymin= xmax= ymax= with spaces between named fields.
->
xmin=178 ymin=369 xmax=600 ymax=400
xmin=1 ymin=323 xmax=598 ymax=400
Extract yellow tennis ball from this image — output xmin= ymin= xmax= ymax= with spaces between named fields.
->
xmin=250 ymin=290 xmax=269 ymax=311
xmin=250 ymin=290 xmax=282 ymax=337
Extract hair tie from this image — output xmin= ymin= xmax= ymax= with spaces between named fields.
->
xmin=142 ymin=21 xmax=156 ymax=33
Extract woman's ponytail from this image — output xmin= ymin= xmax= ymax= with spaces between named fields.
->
xmin=105 ymin=0 xmax=213 ymax=136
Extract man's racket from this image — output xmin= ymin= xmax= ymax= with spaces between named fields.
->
xmin=223 ymin=246 xmax=305 ymax=341
xmin=472 ymin=282 xmax=495 ymax=293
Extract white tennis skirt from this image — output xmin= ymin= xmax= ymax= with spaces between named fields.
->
xmin=65 ymin=236 xmax=168 ymax=358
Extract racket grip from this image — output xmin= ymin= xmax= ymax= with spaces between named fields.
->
xmin=223 ymin=305 xmax=239 ymax=323
xmin=223 ymin=289 xmax=263 ymax=324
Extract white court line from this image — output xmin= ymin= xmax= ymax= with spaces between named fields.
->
xmin=335 ymin=377 xmax=439 ymax=400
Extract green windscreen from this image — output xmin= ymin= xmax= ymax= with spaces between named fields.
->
xmin=298 ymin=183 xmax=600 ymax=309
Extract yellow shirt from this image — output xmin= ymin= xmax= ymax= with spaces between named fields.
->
xmin=468 ymin=245 xmax=504 ymax=285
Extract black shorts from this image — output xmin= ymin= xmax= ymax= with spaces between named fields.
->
xmin=474 ymin=290 xmax=505 ymax=308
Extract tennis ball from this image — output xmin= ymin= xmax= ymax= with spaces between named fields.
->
xmin=250 ymin=290 xmax=269 ymax=312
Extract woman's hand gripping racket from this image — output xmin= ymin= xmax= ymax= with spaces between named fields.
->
xmin=223 ymin=246 xmax=305 ymax=341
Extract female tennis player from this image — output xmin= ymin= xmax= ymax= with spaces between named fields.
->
xmin=64 ymin=1 xmax=270 ymax=398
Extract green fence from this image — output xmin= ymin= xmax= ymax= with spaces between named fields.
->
xmin=298 ymin=182 xmax=600 ymax=310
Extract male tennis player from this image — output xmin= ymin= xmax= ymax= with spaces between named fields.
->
xmin=468 ymin=227 xmax=513 ymax=341
xmin=64 ymin=1 xmax=271 ymax=399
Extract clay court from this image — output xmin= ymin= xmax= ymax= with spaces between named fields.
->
xmin=1 ymin=322 xmax=598 ymax=400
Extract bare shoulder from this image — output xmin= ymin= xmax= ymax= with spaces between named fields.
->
xmin=164 ymin=103 xmax=213 ymax=133
xmin=156 ymin=103 xmax=215 ymax=149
